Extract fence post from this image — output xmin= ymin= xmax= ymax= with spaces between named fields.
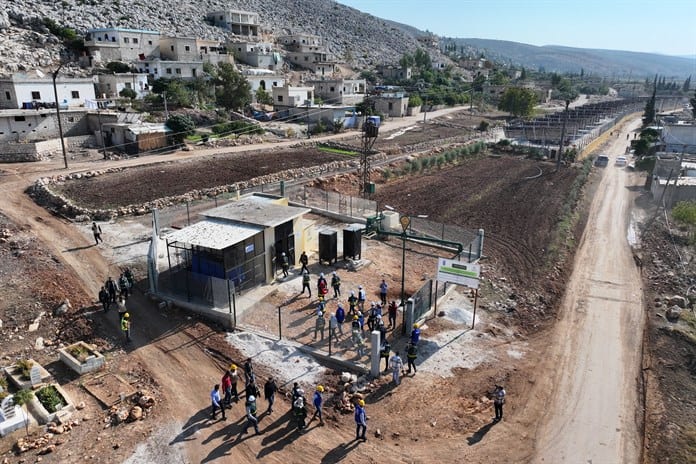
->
xmin=370 ymin=330 xmax=381 ymax=378
xmin=350 ymin=195 xmax=353 ymax=217
xmin=186 ymin=201 xmax=191 ymax=226
xmin=326 ymin=191 xmax=329 ymax=211
xmin=304 ymin=186 xmax=307 ymax=205
xmin=477 ymin=229 xmax=485 ymax=262
xmin=278 ymin=305 xmax=282 ymax=340
xmin=433 ymin=280 xmax=438 ymax=318
xmin=404 ymin=298 xmax=414 ymax=336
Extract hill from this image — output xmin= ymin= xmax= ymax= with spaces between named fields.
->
xmin=451 ymin=38 xmax=696 ymax=78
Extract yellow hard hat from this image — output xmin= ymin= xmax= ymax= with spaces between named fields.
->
xmin=353 ymin=315 xmax=359 ymax=320
xmin=124 ymin=312 xmax=130 ymax=318
xmin=229 ymin=364 xmax=237 ymax=370
xmin=413 ymin=323 xmax=419 ymax=329
xmin=316 ymin=385 xmax=324 ymax=392
xmin=358 ymin=399 xmax=365 ymax=406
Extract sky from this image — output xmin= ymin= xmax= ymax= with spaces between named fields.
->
xmin=336 ymin=0 xmax=696 ymax=57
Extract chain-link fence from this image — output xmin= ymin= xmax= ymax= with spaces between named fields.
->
xmin=157 ymin=268 xmax=235 ymax=313
xmin=406 ymin=217 xmax=482 ymax=262
xmin=286 ymin=185 xmax=377 ymax=219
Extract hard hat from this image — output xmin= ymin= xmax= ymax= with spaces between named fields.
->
xmin=353 ymin=315 xmax=359 ymax=320
xmin=413 ymin=323 xmax=419 ymax=329
xmin=350 ymin=290 xmax=355 ymax=295
xmin=297 ymin=388 xmax=305 ymax=395
xmin=318 ymin=311 xmax=323 ymax=317
xmin=124 ymin=312 xmax=130 ymax=318
xmin=332 ymin=271 xmax=336 ymax=275
xmin=281 ymin=252 xmax=285 ymax=256
xmin=229 ymin=364 xmax=237 ymax=370
xmin=358 ymin=285 xmax=363 ymax=289
xmin=320 ymin=273 xmax=324 ymax=277
xmin=358 ymin=399 xmax=365 ymax=406
xmin=248 ymin=395 xmax=256 ymax=402
xmin=316 ymin=385 xmax=324 ymax=392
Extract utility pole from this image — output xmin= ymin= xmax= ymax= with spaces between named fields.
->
xmin=51 ymin=62 xmax=69 ymax=169
xmin=163 ymin=91 xmax=169 ymax=119
xmin=556 ymin=99 xmax=570 ymax=171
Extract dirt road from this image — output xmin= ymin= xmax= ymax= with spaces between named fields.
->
xmin=532 ymin=120 xmax=644 ymax=462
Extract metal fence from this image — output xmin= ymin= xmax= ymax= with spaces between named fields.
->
xmin=407 ymin=216 xmax=482 ymax=262
xmin=286 ymin=185 xmax=378 ymax=219
xmin=157 ymin=267 xmax=235 ymax=314
xmin=411 ymin=279 xmax=434 ymax=323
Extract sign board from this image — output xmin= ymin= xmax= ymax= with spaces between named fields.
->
xmin=436 ymin=258 xmax=480 ymax=289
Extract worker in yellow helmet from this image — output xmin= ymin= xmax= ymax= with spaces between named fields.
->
xmin=310 ymin=385 xmax=325 ymax=425
xmin=355 ymin=398 xmax=367 ymax=441
xmin=121 ymin=312 xmax=131 ymax=342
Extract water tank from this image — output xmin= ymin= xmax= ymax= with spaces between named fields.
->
xmin=343 ymin=225 xmax=362 ymax=260
xmin=318 ymin=230 xmax=337 ymax=265
xmin=382 ymin=210 xmax=400 ymax=232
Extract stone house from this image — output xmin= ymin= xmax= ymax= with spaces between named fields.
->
xmin=95 ymin=73 xmax=150 ymax=99
xmin=231 ymin=42 xmax=283 ymax=71
xmin=278 ymin=33 xmax=336 ymax=75
xmin=136 ymin=59 xmax=203 ymax=80
xmin=207 ymin=10 xmax=260 ymax=37
xmin=373 ymin=92 xmax=409 ymax=118
xmin=662 ymin=124 xmax=696 ymax=154
xmin=84 ymin=27 xmax=161 ymax=65
xmin=272 ymin=85 xmax=314 ymax=109
xmin=377 ymin=65 xmax=412 ymax=81
xmin=651 ymin=154 xmax=696 ymax=207
xmin=305 ymin=78 xmax=366 ymax=106
xmin=0 ymin=73 xmax=96 ymax=110
xmin=102 ymin=122 xmax=170 ymax=155
xmin=159 ymin=37 xmax=234 ymax=66
xmin=242 ymin=69 xmax=285 ymax=96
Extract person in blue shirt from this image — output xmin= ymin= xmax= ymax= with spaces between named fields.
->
xmin=355 ymin=399 xmax=367 ymax=441
xmin=310 ymin=385 xmax=325 ymax=425
xmin=410 ymin=323 xmax=421 ymax=345
xmin=379 ymin=279 xmax=388 ymax=306
xmin=335 ymin=304 xmax=346 ymax=335
xmin=210 ymin=384 xmax=226 ymax=420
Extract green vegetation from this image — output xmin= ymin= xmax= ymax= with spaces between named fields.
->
xmin=165 ymin=114 xmax=196 ymax=144
xmin=316 ymin=144 xmax=358 ymax=156
xmin=13 ymin=389 xmax=34 ymax=436
xmin=498 ymin=87 xmax=537 ymax=118
xmin=255 ymin=87 xmax=273 ymax=106
xmin=119 ymin=87 xmax=137 ymax=100
xmin=68 ymin=343 xmax=91 ymax=363
xmin=643 ymin=79 xmax=657 ymax=126
xmin=211 ymin=120 xmax=263 ymax=137
xmin=672 ymin=201 xmax=696 ymax=244
xmin=36 ymin=385 xmax=64 ymax=413
xmin=105 ymin=61 xmax=132 ymax=74
xmin=16 ymin=359 xmax=33 ymax=380
xmin=211 ymin=63 xmax=252 ymax=111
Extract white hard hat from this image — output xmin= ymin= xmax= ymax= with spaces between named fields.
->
xmin=320 ymin=272 xmax=324 ymax=277
xmin=318 ymin=311 xmax=323 ymax=317
xmin=248 ymin=395 xmax=255 ymax=402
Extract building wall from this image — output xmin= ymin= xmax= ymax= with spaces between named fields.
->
xmin=272 ymin=86 xmax=314 ymax=108
xmin=374 ymin=96 xmax=409 ymax=117
xmin=0 ymin=110 xmax=89 ymax=142
xmin=159 ymin=37 xmax=198 ymax=61
xmin=207 ymin=10 xmax=259 ymax=36
xmin=664 ymin=125 xmax=696 ymax=154
xmin=245 ymin=75 xmax=285 ymax=94
xmin=0 ymin=135 xmax=94 ymax=162
xmin=0 ymin=79 xmax=96 ymax=109
xmin=84 ymin=28 xmax=161 ymax=63
xmin=137 ymin=60 xmax=203 ymax=79
xmin=95 ymin=74 xmax=150 ymax=99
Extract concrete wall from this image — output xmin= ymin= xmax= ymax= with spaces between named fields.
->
xmin=0 ymin=110 xmax=90 ymax=143
xmin=0 ymin=135 xmax=94 ymax=162
xmin=0 ymin=79 xmax=96 ymax=110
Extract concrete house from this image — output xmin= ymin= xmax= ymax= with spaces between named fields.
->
xmin=272 ymin=85 xmax=314 ymax=109
xmin=278 ymin=34 xmax=336 ymax=75
xmin=137 ymin=59 xmax=203 ymax=79
xmin=207 ymin=10 xmax=260 ymax=37
xmin=102 ymin=122 xmax=170 ymax=155
xmin=242 ymin=69 xmax=285 ymax=95
xmin=650 ymin=154 xmax=696 ymax=207
xmin=84 ymin=27 xmax=161 ymax=65
xmin=377 ymin=65 xmax=412 ymax=81
xmin=231 ymin=41 xmax=283 ymax=70
xmin=305 ymin=78 xmax=366 ymax=106
xmin=374 ymin=92 xmax=410 ymax=118
xmin=95 ymin=73 xmax=150 ymax=99
xmin=0 ymin=73 xmax=96 ymax=110
xmin=159 ymin=36 xmax=234 ymax=66
xmin=662 ymin=124 xmax=696 ymax=154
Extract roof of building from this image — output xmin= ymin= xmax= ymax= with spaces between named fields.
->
xmin=87 ymin=27 xmax=160 ymax=34
xmin=166 ymin=218 xmax=262 ymax=250
xmin=202 ymin=196 xmax=310 ymax=227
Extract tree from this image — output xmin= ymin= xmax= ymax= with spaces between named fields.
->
xmin=13 ymin=389 xmax=34 ymax=436
xmin=691 ymin=90 xmax=696 ymax=119
xmin=214 ymin=63 xmax=251 ymax=111
xmin=399 ymin=53 xmax=414 ymax=69
xmin=255 ymin=87 xmax=273 ymax=106
xmin=520 ymin=67 xmax=527 ymax=80
xmin=643 ymin=83 xmax=657 ymax=126
xmin=682 ymin=75 xmax=691 ymax=92
xmin=414 ymin=48 xmax=431 ymax=71
xmin=408 ymin=94 xmax=423 ymax=108
xmin=106 ymin=62 xmax=131 ymax=74
xmin=498 ymin=87 xmax=537 ymax=118
xmin=119 ymin=87 xmax=137 ymax=100
xmin=672 ymin=201 xmax=696 ymax=243
xmin=166 ymin=114 xmax=195 ymax=144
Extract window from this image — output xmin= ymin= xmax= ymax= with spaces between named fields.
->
xmin=14 ymin=116 xmax=25 ymax=121
xmin=148 ymin=40 xmax=152 ymax=45
xmin=4 ymin=91 xmax=9 ymax=100
xmin=67 ymin=117 xmax=74 ymax=122
xmin=111 ymin=37 xmax=116 ymax=42
xmin=133 ymin=38 xmax=138 ymax=44
xmin=185 ymin=45 xmax=190 ymax=52
xmin=125 ymin=82 xmax=132 ymax=89
xmin=106 ymin=83 xmax=111 ymax=90
xmin=124 ymin=37 xmax=130 ymax=44
xmin=71 ymin=91 xmax=80 ymax=99
xmin=31 ymin=91 xmax=41 ymax=100
xmin=170 ymin=45 xmax=174 ymax=51
xmin=388 ymin=102 xmax=393 ymax=110
xmin=277 ymin=95 xmax=283 ymax=102
xmin=175 ymin=68 xmax=181 ymax=75
xmin=330 ymin=87 xmax=335 ymax=92
xmin=192 ymin=69 xmax=197 ymax=77
xmin=166 ymin=68 xmax=172 ymax=74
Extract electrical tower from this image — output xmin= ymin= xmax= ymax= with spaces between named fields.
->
xmin=359 ymin=117 xmax=379 ymax=199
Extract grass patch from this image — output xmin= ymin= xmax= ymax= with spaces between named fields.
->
xmin=36 ymin=385 xmax=65 ymax=413
xmin=316 ymin=144 xmax=359 ymax=156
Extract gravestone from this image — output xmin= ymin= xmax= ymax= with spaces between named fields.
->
xmin=30 ymin=365 xmax=42 ymax=386
xmin=1 ymin=395 xmax=15 ymax=420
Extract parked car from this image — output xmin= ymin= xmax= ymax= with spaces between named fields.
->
xmin=594 ymin=155 xmax=609 ymax=167
xmin=615 ymin=156 xmax=628 ymax=167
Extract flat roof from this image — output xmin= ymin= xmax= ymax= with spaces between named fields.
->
xmin=203 ymin=196 xmax=310 ymax=227
xmin=87 ymin=27 xmax=160 ymax=34
xmin=166 ymin=219 xmax=262 ymax=250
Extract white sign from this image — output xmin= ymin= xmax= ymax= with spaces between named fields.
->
xmin=436 ymin=258 xmax=480 ymax=289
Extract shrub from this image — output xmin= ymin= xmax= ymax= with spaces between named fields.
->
xmin=410 ymin=159 xmax=421 ymax=172
xmin=478 ymin=120 xmax=490 ymax=131
xmin=36 ymin=385 xmax=64 ymax=413
xmin=212 ymin=120 xmax=263 ymax=137
xmin=437 ymin=156 xmax=445 ymax=168
xmin=166 ymin=114 xmax=196 ymax=144
xmin=421 ymin=157 xmax=430 ymax=170
xmin=382 ymin=168 xmax=392 ymax=179
xmin=16 ymin=359 xmax=33 ymax=380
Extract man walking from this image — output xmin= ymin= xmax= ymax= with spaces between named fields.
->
xmin=264 ymin=377 xmax=277 ymax=414
xmin=389 ymin=351 xmax=404 ymax=385
xmin=335 ymin=304 xmax=345 ymax=335
xmin=314 ymin=311 xmax=326 ymax=341
xmin=331 ymin=271 xmax=341 ymax=298
xmin=357 ymin=285 xmax=366 ymax=312
xmin=355 ymin=399 xmax=367 ymax=441
xmin=105 ymin=277 xmax=118 ymax=305
xmin=329 ymin=312 xmax=340 ymax=343
xmin=244 ymin=358 xmax=255 ymax=386
xmin=98 ymin=286 xmax=110 ymax=312
xmin=243 ymin=395 xmax=260 ymax=434
xmin=347 ymin=291 xmax=358 ymax=316
xmin=410 ymin=323 xmax=421 ymax=345
xmin=379 ymin=279 xmax=388 ymax=306
xmin=387 ymin=301 xmax=397 ymax=329
xmin=229 ymin=364 xmax=240 ymax=403
xmin=301 ymin=271 xmax=312 ymax=297
xmin=310 ymin=385 xmax=325 ymax=426
xmin=380 ymin=340 xmax=391 ymax=373
xmin=299 ymin=251 xmax=309 ymax=274
xmin=118 ymin=273 xmax=130 ymax=299
xmin=280 ymin=252 xmax=289 ymax=278
xmin=406 ymin=342 xmax=418 ymax=375
xmin=210 ymin=384 xmax=226 ymax=420
xmin=91 ymin=222 xmax=103 ymax=245
xmin=121 ymin=312 xmax=131 ymax=342
xmin=493 ymin=384 xmax=506 ymax=422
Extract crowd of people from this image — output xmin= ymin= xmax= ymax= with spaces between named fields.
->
xmin=98 ymin=267 xmax=135 ymax=342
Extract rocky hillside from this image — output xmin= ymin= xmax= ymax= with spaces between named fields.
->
xmin=0 ymin=0 xmax=428 ymax=74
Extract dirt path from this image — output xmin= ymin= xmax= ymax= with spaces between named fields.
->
xmin=532 ymin=119 xmax=645 ymax=462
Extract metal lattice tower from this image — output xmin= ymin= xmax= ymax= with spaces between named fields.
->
xmin=359 ymin=118 xmax=379 ymax=199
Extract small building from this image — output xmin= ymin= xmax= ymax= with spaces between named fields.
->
xmin=231 ymin=41 xmax=283 ymax=70
xmin=377 ymin=65 xmax=412 ymax=81
xmin=662 ymin=124 xmax=696 ymax=154
xmin=242 ymin=69 xmax=285 ymax=95
xmin=373 ymin=92 xmax=409 ymax=118
xmin=0 ymin=108 xmax=89 ymax=144
xmin=84 ymin=27 xmax=161 ymax=65
xmin=278 ymin=33 xmax=336 ymax=75
xmin=272 ymin=85 xmax=314 ymax=109
xmin=305 ymin=78 xmax=366 ymax=106
xmin=102 ymin=122 xmax=170 ymax=155
xmin=159 ymin=36 xmax=234 ymax=66
xmin=207 ymin=10 xmax=260 ymax=37
xmin=95 ymin=73 xmax=150 ymax=99
xmin=0 ymin=73 xmax=97 ymax=110
xmin=650 ymin=154 xmax=696 ymax=207
xmin=136 ymin=59 xmax=204 ymax=79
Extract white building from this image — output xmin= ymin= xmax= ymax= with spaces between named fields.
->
xmin=95 ymin=73 xmax=150 ymax=99
xmin=242 ymin=69 xmax=285 ymax=95
xmin=136 ymin=59 xmax=203 ymax=79
xmin=0 ymin=73 xmax=97 ymax=110
xmin=207 ymin=10 xmax=260 ymax=37
xmin=231 ymin=41 xmax=283 ymax=70
xmin=305 ymin=78 xmax=366 ymax=106
xmin=84 ymin=27 xmax=161 ymax=64
xmin=272 ymin=85 xmax=314 ymax=108
xmin=159 ymin=37 xmax=234 ymax=66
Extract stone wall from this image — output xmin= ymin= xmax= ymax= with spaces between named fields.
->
xmin=0 ymin=135 xmax=95 ymax=162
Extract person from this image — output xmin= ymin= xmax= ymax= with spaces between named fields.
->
xmin=293 ymin=391 xmax=307 ymax=431
xmin=291 ymin=382 xmax=302 ymax=407
xmin=357 ymin=311 xmax=365 ymax=333
xmin=379 ymin=279 xmax=388 ymax=306
xmin=317 ymin=273 xmax=328 ymax=298
xmin=123 ymin=267 xmax=134 ymax=288
xmin=389 ymin=351 xmax=404 ymax=385
xmin=243 ymin=395 xmax=260 ymax=434
xmin=244 ymin=358 xmax=255 ymax=386
xmin=280 ymin=252 xmax=289 ymax=278
xmin=121 ymin=312 xmax=131 ymax=342
xmin=299 ymin=251 xmax=309 ymax=274
xmin=410 ymin=323 xmax=421 ymax=345
xmin=355 ymin=399 xmax=367 ymax=441
xmin=222 ymin=369 xmax=233 ymax=408
xmin=377 ymin=318 xmax=387 ymax=347
xmin=357 ymin=285 xmax=366 ymax=312
xmin=331 ymin=271 xmax=341 ymax=298
xmin=264 ymin=377 xmax=277 ymax=414
xmin=314 ymin=311 xmax=326 ymax=341
xmin=493 ymin=385 xmax=506 ymax=422
xmin=98 ymin=286 xmax=110 ymax=312
xmin=310 ymin=385 xmax=325 ymax=425
xmin=210 ymin=384 xmax=226 ymax=420
xmin=105 ymin=276 xmax=118 ymax=305
xmin=245 ymin=381 xmax=261 ymax=400
xmin=229 ymin=364 xmax=240 ymax=403
xmin=367 ymin=303 xmax=378 ymax=332
xmin=380 ymin=340 xmax=391 ymax=372
xmin=335 ymin=304 xmax=346 ymax=335
xmin=351 ymin=314 xmax=361 ymax=333
xmin=301 ymin=271 xmax=312 ymax=297
xmin=387 ymin=301 xmax=398 ymax=330
xmin=329 ymin=313 xmax=340 ymax=343
xmin=92 ymin=222 xmax=103 ymax=245
xmin=117 ymin=296 xmax=127 ymax=321
xmin=347 ymin=291 xmax=358 ymax=316
xmin=406 ymin=342 xmax=418 ymax=375
xmin=118 ymin=273 xmax=130 ymax=299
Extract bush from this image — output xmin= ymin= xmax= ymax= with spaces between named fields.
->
xmin=166 ymin=114 xmax=196 ymax=144
xmin=16 ymin=359 xmax=33 ymax=380
xmin=437 ymin=156 xmax=445 ymax=168
xmin=478 ymin=120 xmax=490 ymax=132
xmin=410 ymin=159 xmax=421 ymax=172
xmin=382 ymin=168 xmax=392 ymax=179
xmin=36 ymin=385 xmax=64 ymax=413
xmin=212 ymin=120 xmax=263 ymax=137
